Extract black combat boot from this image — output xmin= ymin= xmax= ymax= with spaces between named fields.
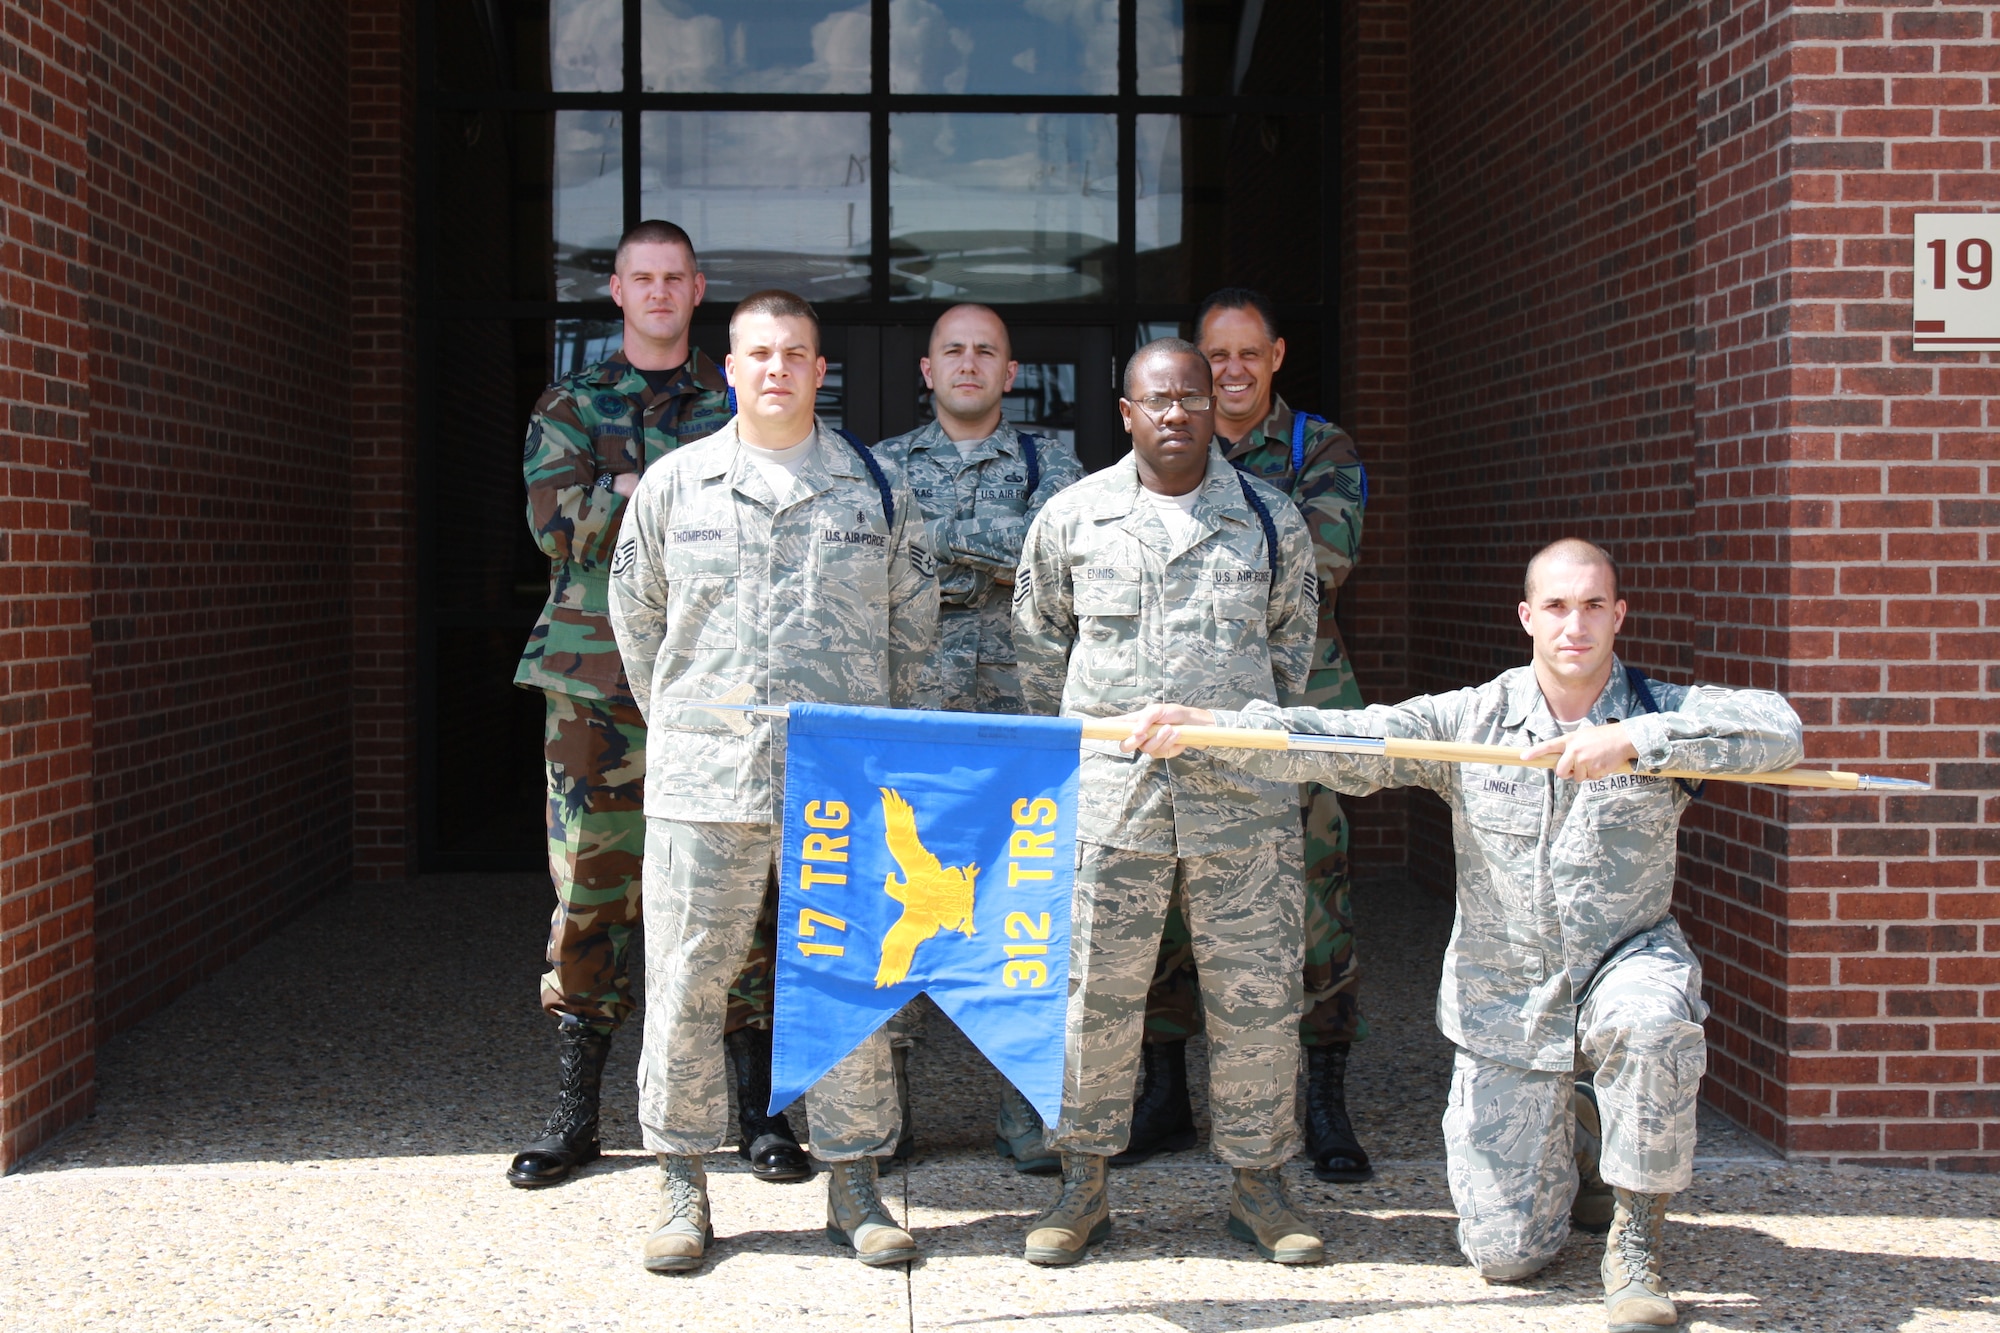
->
xmin=1109 ymin=1038 xmax=1197 ymax=1167
xmin=1304 ymin=1042 xmax=1373 ymax=1183
xmin=507 ymin=1018 xmax=612 ymax=1188
xmin=725 ymin=1026 xmax=812 ymax=1183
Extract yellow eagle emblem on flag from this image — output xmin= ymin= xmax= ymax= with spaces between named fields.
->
xmin=873 ymin=787 xmax=979 ymax=988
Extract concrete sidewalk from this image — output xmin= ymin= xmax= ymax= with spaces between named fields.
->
xmin=5 ymin=875 xmax=1998 ymax=1331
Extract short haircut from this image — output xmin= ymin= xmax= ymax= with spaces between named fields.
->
xmin=1196 ymin=287 xmax=1280 ymax=342
xmin=1122 ymin=336 xmax=1210 ymax=398
xmin=1524 ymin=538 xmax=1621 ymax=602
xmin=615 ymin=219 xmax=697 ymax=273
xmin=929 ymin=303 xmax=1011 ymax=359
xmin=729 ymin=289 xmax=820 ymax=353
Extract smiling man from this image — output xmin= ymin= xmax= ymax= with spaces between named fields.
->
xmin=1010 ymin=338 xmax=1323 ymax=1268
xmin=872 ymin=304 xmax=1086 ymax=1171
xmin=609 ymin=289 xmax=939 ymax=1274
xmin=1113 ymin=538 xmax=1805 ymax=1331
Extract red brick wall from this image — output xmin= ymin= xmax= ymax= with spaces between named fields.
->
xmin=351 ymin=0 xmax=418 ymax=881
xmin=1339 ymin=1 xmax=1415 ymax=873
xmin=0 ymin=0 xmax=95 ymax=1173
xmin=1692 ymin=0 xmax=2000 ymax=1170
xmin=86 ymin=2 xmax=355 ymax=1037
xmin=1400 ymin=0 xmax=1704 ymax=887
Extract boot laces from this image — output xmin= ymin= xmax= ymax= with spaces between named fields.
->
xmin=540 ymin=1031 xmax=604 ymax=1138
xmin=838 ymin=1162 xmax=888 ymax=1218
xmin=1614 ymin=1193 xmax=1663 ymax=1284
xmin=664 ymin=1159 xmax=704 ymax=1218
xmin=1237 ymin=1168 xmax=1289 ymax=1215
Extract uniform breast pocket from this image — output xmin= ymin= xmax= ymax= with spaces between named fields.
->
xmin=663 ymin=538 xmax=740 ymax=652
xmin=1211 ymin=575 xmax=1269 ymax=623
xmin=805 ymin=524 xmax=892 ymax=653
xmin=1072 ymin=568 xmax=1142 ymax=686
xmin=1465 ymin=795 xmax=1542 ymax=862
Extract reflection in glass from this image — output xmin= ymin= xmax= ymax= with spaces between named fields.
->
xmin=890 ymin=0 xmax=1116 ymax=96
xmin=640 ymin=112 xmax=871 ymax=304
xmin=553 ymin=319 xmax=624 ymax=378
xmin=1134 ymin=114 xmax=1320 ymax=303
xmin=641 ymin=1 xmax=870 ymax=92
xmin=890 ymin=114 xmax=1117 ymax=303
xmin=917 ymin=362 xmax=1079 ymax=451
xmin=550 ymin=0 xmax=624 ymax=91
xmin=553 ymin=111 xmax=624 ymax=300
xmin=1136 ymin=0 xmax=1182 ymax=95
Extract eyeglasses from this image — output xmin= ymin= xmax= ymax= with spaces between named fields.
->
xmin=1128 ymin=394 xmax=1215 ymax=416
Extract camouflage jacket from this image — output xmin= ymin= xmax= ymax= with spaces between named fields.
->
xmin=1222 ymin=396 xmax=1367 ymax=708
xmin=608 ymin=419 xmax=941 ymax=823
xmin=1013 ymin=446 xmax=1317 ymax=856
xmin=515 ymin=349 xmax=732 ymax=704
xmin=873 ymin=419 xmax=1087 ymax=711
xmin=1210 ymin=662 xmax=1804 ymax=1069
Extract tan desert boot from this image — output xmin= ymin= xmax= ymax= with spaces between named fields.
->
xmin=824 ymin=1157 xmax=919 ymax=1266
xmin=1023 ymin=1151 xmax=1111 ymax=1265
xmin=1227 ymin=1166 xmax=1324 ymax=1264
xmin=1602 ymin=1188 xmax=1679 ymax=1330
xmin=642 ymin=1153 xmax=712 ymax=1273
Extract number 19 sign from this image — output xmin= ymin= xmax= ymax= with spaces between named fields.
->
xmin=1914 ymin=213 xmax=2000 ymax=352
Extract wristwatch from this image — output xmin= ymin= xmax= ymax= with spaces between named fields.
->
xmin=595 ymin=470 xmax=616 ymax=491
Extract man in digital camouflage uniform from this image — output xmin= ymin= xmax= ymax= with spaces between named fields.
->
xmin=610 ymin=290 xmax=940 ymax=1274
xmin=1117 ymin=288 xmax=1375 ymax=1184
xmin=1010 ymin=338 xmax=1323 ymax=1268
xmin=509 ymin=221 xmax=803 ymax=1190
xmin=1118 ymin=539 xmax=1803 ymax=1331
xmin=873 ymin=303 xmax=1086 ymax=1171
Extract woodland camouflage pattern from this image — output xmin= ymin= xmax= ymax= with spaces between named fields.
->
xmin=873 ymin=419 xmax=1086 ymax=713
xmin=1208 ymin=661 xmax=1803 ymax=1068
xmin=608 ymin=419 xmax=940 ymax=823
xmin=638 ymin=818 xmax=899 ymax=1162
xmin=516 ymin=350 xmax=731 ymax=703
xmin=1149 ymin=398 xmax=1371 ymax=1046
xmin=1012 ymin=446 xmax=1316 ymax=856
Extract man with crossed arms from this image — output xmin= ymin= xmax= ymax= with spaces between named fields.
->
xmin=1117 ymin=539 xmax=1802 ymax=1332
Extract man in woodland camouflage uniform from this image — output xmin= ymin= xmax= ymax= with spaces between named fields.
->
xmin=1117 ymin=288 xmax=1375 ymax=1184
xmin=508 ymin=221 xmax=805 ymax=1190
xmin=873 ymin=304 xmax=1085 ymax=1170
xmin=610 ymin=290 xmax=939 ymax=1274
xmin=1010 ymin=339 xmax=1323 ymax=1268
xmin=1119 ymin=539 xmax=1804 ymax=1331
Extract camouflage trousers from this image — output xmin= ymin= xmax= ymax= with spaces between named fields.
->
xmin=538 ymin=691 xmax=773 ymax=1033
xmin=637 ymin=818 xmax=900 ymax=1162
xmin=1051 ymin=838 xmax=1305 ymax=1168
xmin=1446 ymin=924 xmax=1708 ymax=1280
xmin=1143 ymin=782 xmax=1363 ymax=1047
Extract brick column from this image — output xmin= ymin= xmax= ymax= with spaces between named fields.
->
xmin=1694 ymin=0 xmax=2000 ymax=1169
xmin=351 ymin=0 xmax=419 ymax=880
xmin=1339 ymin=0 xmax=1413 ymax=871
xmin=0 ymin=0 xmax=95 ymax=1172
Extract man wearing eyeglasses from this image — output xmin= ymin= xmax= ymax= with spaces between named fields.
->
xmin=1118 ymin=288 xmax=1375 ymax=1184
xmin=1010 ymin=338 xmax=1323 ymax=1267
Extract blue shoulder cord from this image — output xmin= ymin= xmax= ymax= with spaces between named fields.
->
xmin=1234 ymin=471 xmax=1280 ymax=575
xmin=835 ymin=428 xmax=894 ymax=526
xmin=1018 ymin=431 xmax=1040 ymax=496
xmin=1625 ymin=666 xmax=1704 ymax=799
xmin=1288 ymin=409 xmax=1370 ymax=509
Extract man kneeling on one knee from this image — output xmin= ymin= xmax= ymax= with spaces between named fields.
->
xmin=1115 ymin=539 xmax=1803 ymax=1330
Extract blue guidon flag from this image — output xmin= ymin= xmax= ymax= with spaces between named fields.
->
xmin=771 ymin=704 xmax=1080 ymax=1127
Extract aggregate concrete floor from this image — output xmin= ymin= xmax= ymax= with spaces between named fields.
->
xmin=6 ymin=873 xmax=2000 ymax=1332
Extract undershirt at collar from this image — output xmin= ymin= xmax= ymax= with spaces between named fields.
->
xmin=742 ymin=430 xmax=815 ymax=499
xmin=1144 ymin=486 xmax=1204 ymax=547
xmin=634 ymin=362 xmax=686 ymax=396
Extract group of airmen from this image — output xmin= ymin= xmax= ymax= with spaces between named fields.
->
xmin=506 ymin=219 xmax=1805 ymax=1333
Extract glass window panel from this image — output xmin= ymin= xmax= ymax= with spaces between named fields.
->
xmin=550 ymin=0 xmax=624 ymax=91
xmin=553 ymin=111 xmax=625 ymax=300
xmin=890 ymin=0 xmax=1117 ymax=95
xmin=889 ymin=113 xmax=1118 ymax=304
xmin=1134 ymin=113 xmax=1320 ymax=304
xmin=1135 ymin=0 xmax=1182 ymax=95
xmin=640 ymin=1 xmax=871 ymax=92
xmin=640 ymin=112 xmax=871 ymax=305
